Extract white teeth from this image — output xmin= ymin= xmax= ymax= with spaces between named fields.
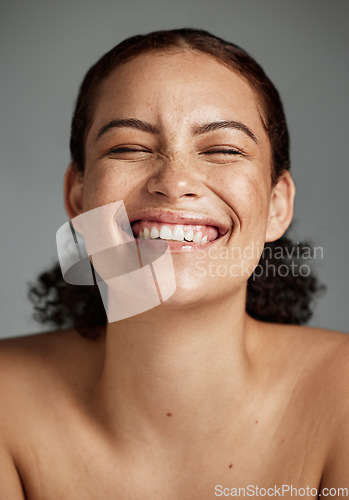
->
xmin=193 ymin=231 xmax=202 ymax=243
xmin=172 ymin=225 xmax=185 ymax=241
xmin=150 ymin=227 xmax=160 ymax=239
xmin=138 ymin=225 xmax=209 ymax=243
xmin=184 ymin=229 xmax=194 ymax=241
xmin=160 ymin=225 xmax=172 ymax=240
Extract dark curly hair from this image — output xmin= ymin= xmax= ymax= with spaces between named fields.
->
xmin=28 ymin=28 xmax=324 ymax=339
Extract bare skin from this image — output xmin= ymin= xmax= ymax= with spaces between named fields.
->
xmin=1 ymin=51 xmax=348 ymax=498
xmin=0 ymin=322 xmax=349 ymax=499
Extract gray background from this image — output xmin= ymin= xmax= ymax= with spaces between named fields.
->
xmin=1 ymin=0 xmax=348 ymax=338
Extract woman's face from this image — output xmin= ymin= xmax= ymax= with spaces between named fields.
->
xmin=68 ymin=50 xmax=293 ymax=307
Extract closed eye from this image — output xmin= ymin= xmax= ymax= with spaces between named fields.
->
xmin=103 ymin=146 xmax=152 ymax=160
xmin=108 ymin=146 xmax=150 ymax=154
xmin=203 ymin=149 xmax=242 ymax=155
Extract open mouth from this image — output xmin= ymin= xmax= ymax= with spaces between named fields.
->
xmin=131 ymin=220 xmax=221 ymax=244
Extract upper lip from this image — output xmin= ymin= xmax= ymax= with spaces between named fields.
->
xmin=128 ymin=209 xmax=230 ymax=236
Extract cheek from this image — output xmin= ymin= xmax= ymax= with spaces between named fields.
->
xmin=243 ymin=177 xmax=270 ymax=228
xmin=215 ymin=171 xmax=272 ymax=280
xmin=218 ymin=168 xmax=271 ymax=230
xmin=82 ymin=167 xmax=138 ymax=212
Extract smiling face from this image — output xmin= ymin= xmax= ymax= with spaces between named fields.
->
xmin=65 ymin=50 xmax=294 ymax=307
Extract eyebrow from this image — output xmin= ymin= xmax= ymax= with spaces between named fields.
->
xmin=192 ymin=120 xmax=258 ymax=143
xmin=96 ymin=117 xmax=258 ymax=144
xmin=96 ymin=118 xmax=160 ymax=140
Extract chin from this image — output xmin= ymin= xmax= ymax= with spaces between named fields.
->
xmin=159 ymin=264 xmax=243 ymax=311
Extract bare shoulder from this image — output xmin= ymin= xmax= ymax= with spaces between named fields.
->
xmin=0 ymin=327 xmax=103 ymax=384
xmin=296 ymin=326 xmax=349 ymax=490
xmin=290 ymin=324 xmax=349 ymax=382
xmin=259 ymin=321 xmax=349 ymax=488
xmin=0 ymin=327 xmax=105 ymax=430
xmin=258 ymin=320 xmax=349 ymax=375
xmin=0 ymin=328 xmax=104 ymax=498
xmin=292 ymin=324 xmax=349 ymax=404
xmin=254 ymin=319 xmax=349 ymax=425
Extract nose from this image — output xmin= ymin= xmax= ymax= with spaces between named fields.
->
xmin=146 ymin=155 xmax=203 ymax=202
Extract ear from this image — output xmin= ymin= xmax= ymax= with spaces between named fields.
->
xmin=265 ymin=171 xmax=295 ymax=242
xmin=64 ymin=162 xmax=84 ymax=220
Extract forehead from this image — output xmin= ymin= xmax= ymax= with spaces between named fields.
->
xmin=88 ymin=50 xmax=268 ymax=144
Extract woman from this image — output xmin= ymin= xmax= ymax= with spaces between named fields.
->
xmin=1 ymin=29 xmax=348 ymax=498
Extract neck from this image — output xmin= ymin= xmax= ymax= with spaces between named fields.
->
xmin=93 ymin=287 xmax=258 ymax=448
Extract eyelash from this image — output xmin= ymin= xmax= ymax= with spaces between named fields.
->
xmin=202 ymin=149 xmax=242 ymax=156
xmin=108 ymin=146 xmax=148 ymax=153
xmin=107 ymin=147 xmax=243 ymax=156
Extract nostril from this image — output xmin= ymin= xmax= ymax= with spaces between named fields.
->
xmin=147 ymin=173 xmax=202 ymax=200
